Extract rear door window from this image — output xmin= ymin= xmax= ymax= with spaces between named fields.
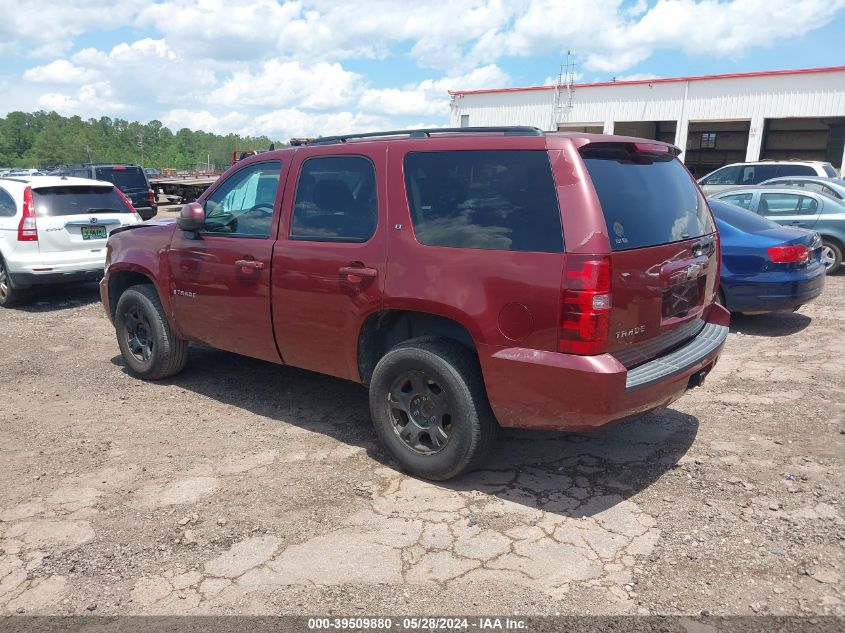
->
xmin=740 ymin=164 xmax=779 ymax=185
xmin=94 ymin=166 xmax=148 ymax=190
xmin=759 ymin=193 xmax=819 ymax=216
xmin=31 ymin=186 xmax=133 ymax=216
xmin=290 ymin=155 xmax=378 ymax=243
xmin=403 ymin=150 xmax=563 ymax=253
xmin=580 ymin=144 xmax=714 ymax=251
xmin=823 ymin=164 xmax=837 ymax=177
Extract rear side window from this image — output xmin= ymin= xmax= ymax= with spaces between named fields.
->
xmin=31 ymin=186 xmax=133 ymax=216
xmin=581 ymin=144 xmax=714 ymax=251
xmin=782 ymin=165 xmax=816 ymax=177
xmin=95 ymin=166 xmax=148 ymax=190
xmin=759 ymin=193 xmax=818 ymax=216
xmin=0 ymin=187 xmax=15 ymax=217
xmin=823 ymin=164 xmax=837 ymax=177
xmin=403 ymin=150 xmax=563 ymax=253
xmin=291 ymin=156 xmax=377 ymax=243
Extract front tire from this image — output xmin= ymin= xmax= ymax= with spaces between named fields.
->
xmin=114 ymin=284 xmax=188 ymax=380
xmin=821 ymin=240 xmax=842 ymax=274
xmin=368 ymin=337 xmax=497 ymax=480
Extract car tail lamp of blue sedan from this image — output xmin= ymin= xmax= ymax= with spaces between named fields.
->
xmin=710 ymin=199 xmax=826 ymax=314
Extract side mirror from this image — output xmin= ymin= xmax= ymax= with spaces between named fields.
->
xmin=177 ymin=202 xmax=205 ymax=232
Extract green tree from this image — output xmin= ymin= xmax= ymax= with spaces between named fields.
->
xmin=0 ymin=110 xmax=283 ymax=171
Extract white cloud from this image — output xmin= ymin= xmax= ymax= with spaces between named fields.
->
xmin=360 ymin=65 xmax=509 ymax=117
xmin=23 ymin=60 xmax=99 ymax=84
xmin=210 ymin=59 xmax=363 ymax=109
xmin=0 ymin=0 xmax=145 ymax=57
xmin=161 ymin=107 xmax=389 ymax=139
xmin=136 ymin=0 xmax=302 ymax=61
xmin=38 ymin=82 xmax=127 ymax=115
xmin=23 ymin=38 xmax=218 ymax=119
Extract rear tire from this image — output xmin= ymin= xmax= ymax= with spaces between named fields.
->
xmin=821 ymin=240 xmax=842 ymax=274
xmin=114 ymin=284 xmax=188 ymax=380
xmin=0 ymin=256 xmax=31 ymax=308
xmin=368 ymin=337 xmax=497 ymax=480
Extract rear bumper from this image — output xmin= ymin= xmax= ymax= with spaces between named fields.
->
xmin=479 ymin=304 xmax=730 ymax=431
xmin=722 ymin=266 xmax=825 ymax=313
xmin=11 ymin=268 xmax=103 ymax=287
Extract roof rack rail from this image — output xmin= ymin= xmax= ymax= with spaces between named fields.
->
xmin=308 ymin=126 xmax=544 ymax=145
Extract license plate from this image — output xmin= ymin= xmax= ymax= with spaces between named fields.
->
xmin=81 ymin=225 xmax=107 ymax=240
xmin=662 ymin=279 xmax=703 ymax=319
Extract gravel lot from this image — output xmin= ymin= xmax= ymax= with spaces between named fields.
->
xmin=0 ymin=272 xmax=842 ymax=617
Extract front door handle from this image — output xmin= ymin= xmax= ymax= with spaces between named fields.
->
xmin=789 ymin=221 xmax=805 ymax=226
xmin=235 ymin=259 xmax=265 ymax=273
xmin=339 ymin=265 xmax=378 ymax=283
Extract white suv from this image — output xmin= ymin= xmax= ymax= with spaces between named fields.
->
xmin=0 ymin=175 xmax=142 ymax=307
xmin=698 ymin=160 xmax=838 ymax=195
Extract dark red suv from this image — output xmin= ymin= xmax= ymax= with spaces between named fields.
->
xmin=100 ymin=127 xmax=729 ymax=480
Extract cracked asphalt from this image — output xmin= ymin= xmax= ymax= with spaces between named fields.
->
xmin=0 ymin=275 xmax=842 ymax=616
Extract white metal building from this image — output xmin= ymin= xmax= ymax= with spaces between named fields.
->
xmin=449 ymin=66 xmax=845 ymax=177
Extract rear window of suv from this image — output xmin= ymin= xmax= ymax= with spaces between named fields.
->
xmin=403 ymin=150 xmax=563 ymax=253
xmin=94 ymin=166 xmax=148 ymax=190
xmin=581 ymin=143 xmax=714 ymax=251
xmin=32 ymin=186 xmax=133 ymax=216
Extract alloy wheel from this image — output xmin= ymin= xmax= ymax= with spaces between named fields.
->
xmin=124 ymin=306 xmax=153 ymax=362
xmin=0 ymin=261 xmax=8 ymax=301
xmin=387 ymin=370 xmax=453 ymax=455
xmin=820 ymin=245 xmax=836 ymax=271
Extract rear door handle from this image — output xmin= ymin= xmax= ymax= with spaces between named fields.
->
xmin=339 ymin=266 xmax=378 ymax=283
xmin=789 ymin=221 xmax=805 ymax=226
xmin=235 ymin=259 xmax=265 ymax=272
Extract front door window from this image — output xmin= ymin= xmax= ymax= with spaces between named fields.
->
xmin=204 ymin=161 xmax=281 ymax=236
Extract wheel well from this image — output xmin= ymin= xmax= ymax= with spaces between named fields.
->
xmin=108 ymin=271 xmax=155 ymax=318
xmin=821 ymin=234 xmax=844 ymax=252
xmin=357 ymin=310 xmax=476 ymax=385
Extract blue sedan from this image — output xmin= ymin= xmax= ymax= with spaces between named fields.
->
xmin=710 ymin=200 xmax=826 ymax=314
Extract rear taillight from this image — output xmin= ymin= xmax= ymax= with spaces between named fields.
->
xmin=114 ymin=186 xmax=137 ymax=214
xmin=768 ymin=245 xmax=808 ymax=264
xmin=559 ymin=254 xmax=612 ymax=355
xmin=17 ymin=186 xmax=37 ymax=241
xmin=148 ymin=188 xmax=155 ymax=207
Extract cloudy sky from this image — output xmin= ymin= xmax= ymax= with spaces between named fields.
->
xmin=1 ymin=0 xmax=844 ymax=140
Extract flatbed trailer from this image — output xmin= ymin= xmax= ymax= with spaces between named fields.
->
xmin=150 ymin=174 xmax=219 ymax=203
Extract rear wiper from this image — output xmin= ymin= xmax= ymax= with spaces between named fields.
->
xmin=87 ymin=207 xmax=124 ymax=213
